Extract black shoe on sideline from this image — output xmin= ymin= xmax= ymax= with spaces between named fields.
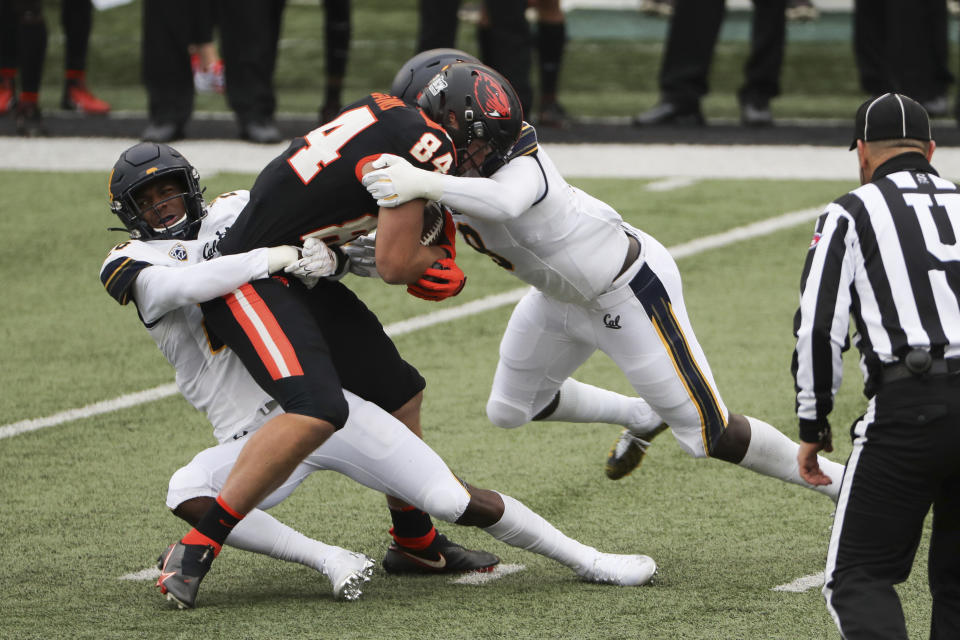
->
xmin=632 ymin=101 xmax=704 ymax=126
xmin=740 ymin=101 xmax=773 ymax=127
xmin=240 ymin=120 xmax=282 ymax=144
xmin=141 ymin=121 xmax=184 ymax=143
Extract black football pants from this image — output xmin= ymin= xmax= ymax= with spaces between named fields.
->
xmin=825 ymin=375 xmax=960 ymax=639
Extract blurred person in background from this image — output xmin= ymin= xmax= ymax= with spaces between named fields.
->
xmin=142 ymin=0 xmax=285 ymax=144
xmin=416 ymin=0 xmax=533 ymax=117
xmin=318 ymin=0 xmax=351 ymax=124
xmin=530 ymin=0 xmax=569 ymax=129
xmin=0 ymin=0 xmax=110 ymax=137
xmin=853 ymin=0 xmax=952 ymax=119
xmin=633 ymin=0 xmax=786 ymax=127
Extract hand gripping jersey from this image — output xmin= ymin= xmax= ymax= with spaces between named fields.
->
xmin=448 ymin=127 xmax=630 ymax=305
xmin=99 ymin=192 xmax=278 ymax=443
xmin=220 ymin=93 xmax=455 ymax=255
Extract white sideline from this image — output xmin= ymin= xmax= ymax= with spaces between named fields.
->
xmin=11 ymin=138 xmax=960 ymax=180
xmin=0 ymin=205 xmax=823 ymax=441
xmin=0 ymin=138 xmax=864 ymax=179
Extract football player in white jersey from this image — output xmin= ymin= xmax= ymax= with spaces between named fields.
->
xmin=100 ymin=142 xmax=658 ymax=608
xmin=364 ymin=61 xmax=846 ymax=501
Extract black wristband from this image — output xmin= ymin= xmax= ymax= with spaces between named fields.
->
xmin=798 ymin=418 xmax=831 ymax=444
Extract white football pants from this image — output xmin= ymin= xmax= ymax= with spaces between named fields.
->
xmin=487 ymin=228 xmax=729 ymax=458
xmin=167 ymin=390 xmax=472 ymax=522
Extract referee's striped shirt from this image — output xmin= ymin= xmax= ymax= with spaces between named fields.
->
xmin=792 ymin=152 xmax=960 ymax=442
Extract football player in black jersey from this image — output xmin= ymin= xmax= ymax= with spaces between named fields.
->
xmin=156 ymin=91 xmax=499 ymax=608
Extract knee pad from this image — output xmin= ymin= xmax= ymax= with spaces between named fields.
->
xmin=418 ymin=478 xmax=471 ymax=523
xmin=166 ymin=464 xmax=216 ymax=511
xmin=486 ymin=397 xmax=531 ymax=429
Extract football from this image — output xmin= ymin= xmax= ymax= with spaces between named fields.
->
xmin=421 ymin=201 xmax=446 ymax=246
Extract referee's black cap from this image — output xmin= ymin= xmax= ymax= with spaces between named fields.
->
xmin=850 ymin=93 xmax=932 ymax=150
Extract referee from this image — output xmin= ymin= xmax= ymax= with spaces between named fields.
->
xmin=794 ymin=93 xmax=960 ymax=639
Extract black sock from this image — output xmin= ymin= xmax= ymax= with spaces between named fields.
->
xmin=390 ymin=507 xmax=435 ymax=548
xmin=187 ymin=496 xmax=244 ymax=550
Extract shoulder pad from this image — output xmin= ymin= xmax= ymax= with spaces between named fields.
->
xmin=100 ymin=255 xmax=151 ymax=306
xmin=507 ymin=122 xmax=539 ymax=160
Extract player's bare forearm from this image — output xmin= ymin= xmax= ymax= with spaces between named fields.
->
xmin=375 ymin=199 xmax=445 ymax=283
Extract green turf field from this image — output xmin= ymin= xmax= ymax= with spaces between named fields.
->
xmin=0 ymin=166 xmax=937 ymax=639
xmin=28 ymin=0 xmax=960 ymax=121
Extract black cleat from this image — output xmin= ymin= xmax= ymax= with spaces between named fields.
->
xmin=156 ymin=541 xmax=215 ymax=609
xmin=382 ymin=532 xmax=500 ymax=574
xmin=605 ymin=423 xmax=669 ymax=480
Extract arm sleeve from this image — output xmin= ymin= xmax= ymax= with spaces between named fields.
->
xmin=437 ymin=155 xmax=545 ymax=222
xmin=132 ymin=248 xmax=271 ymax=324
xmin=792 ymin=204 xmax=856 ymax=441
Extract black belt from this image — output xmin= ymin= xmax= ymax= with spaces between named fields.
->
xmin=615 ymin=233 xmax=641 ymax=279
xmin=881 ymin=351 xmax=960 ymax=385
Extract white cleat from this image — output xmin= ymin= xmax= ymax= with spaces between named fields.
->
xmin=578 ymin=553 xmax=657 ymax=586
xmin=325 ymin=550 xmax=375 ymax=601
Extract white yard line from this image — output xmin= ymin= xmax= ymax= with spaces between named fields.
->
xmin=772 ymin=572 xmax=825 ymax=593
xmin=450 ymin=564 xmax=526 ymax=585
xmin=0 ymin=384 xmax=179 ymax=440
xmin=118 ymin=567 xmax=161 ymax=581
xmin=645 ymin=177 xmax=699 ymax=192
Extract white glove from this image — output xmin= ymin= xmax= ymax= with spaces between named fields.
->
xmin=341 ymin=234 xmax=380 ymax=278
xmin=267 ymin=245 xmax=300 ymax=274
xmin=361 ymin=153 xmax=445 ymax=208
xmin=284 ymin=237 xmax=338 ymax=288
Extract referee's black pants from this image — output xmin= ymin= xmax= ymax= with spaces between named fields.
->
xmin=825 ymin=375 xmax=960 ymax=639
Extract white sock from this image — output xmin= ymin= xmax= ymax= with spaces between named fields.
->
xmin=547 ymin=378 xmax=636 ymax=426
xmin=738 ymin=416 xmax=844 ymax=502
xmin=224 ymin=508 xmax=342 ymax=574
xmin=483 ymin=492 xmax=598 ymax=574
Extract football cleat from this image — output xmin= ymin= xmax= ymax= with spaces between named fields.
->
xmin=382 ymin=532 xmax=500 ymax=574
xmin=14 ymin=101 xmax=46 ymax=137
xmin=155 ymin=541 xmax=215 ymax=609
xmin=578 ymin=553 xmax=657 ymax=586
xmin=0 ymin=76 xmax=15 ymax=115
xmin=605 ymin=423 xmax=669 ymax=480
xmin=324 ymin=549 xmax=375 ymax=601
xmin=62 ymin=81 xmax=111 ymax=115
xmin=537 ymin=101 xmax=571 ymax=130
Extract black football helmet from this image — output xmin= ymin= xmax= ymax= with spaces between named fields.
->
xmin=108 ymin=142 xmax=205 ymax=240
xmin=390 ymin=48 xmax=480 ymax=104
xmin=416 ymin=62 xmax=523 ymax=175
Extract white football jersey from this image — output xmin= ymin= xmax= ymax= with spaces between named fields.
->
xmin=100 ymin=191 xmax=276 ymax=443
xmin=449 ymin=146 xmax=630 ymax=305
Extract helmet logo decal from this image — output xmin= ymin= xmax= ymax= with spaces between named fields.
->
xmin=427 ymin=74 xmax=448 ymax=96
xmin=473 ymin=71 xmax=511 ymax=120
